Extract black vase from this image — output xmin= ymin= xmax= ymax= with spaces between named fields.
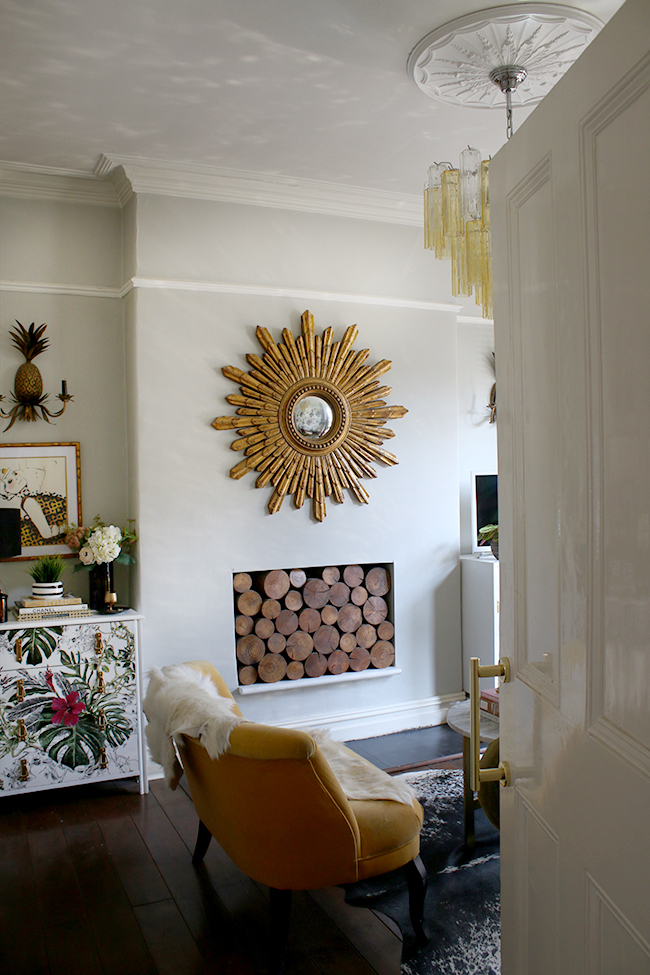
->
xmin=89 ymin=562 xmax=114 ymax=611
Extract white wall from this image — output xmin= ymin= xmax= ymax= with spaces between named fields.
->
xmin=0 ymin=195 xmax=131 ymax=605
xmin=126 ymin=193 xmax=468 ymax=739
xmin=1 ymin=180 xmax=497 ymax=751
xmin=456 ymin=319 xmax=498 ymax=553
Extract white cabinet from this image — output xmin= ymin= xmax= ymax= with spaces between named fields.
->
xmin=460 ymin=555 xmax=499 ymax=693
xmin=0 ymin=612 xmax=146 ymax=795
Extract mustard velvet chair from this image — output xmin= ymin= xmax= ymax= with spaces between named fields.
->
xmin=177 ymin=661 xmax=428 ymax=974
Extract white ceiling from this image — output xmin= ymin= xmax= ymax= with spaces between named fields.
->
xmin=0 ymin=0 xmax=625 ymax=198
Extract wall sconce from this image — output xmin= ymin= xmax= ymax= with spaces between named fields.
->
xmin=0 ymin=321 xmax=73 ymax=431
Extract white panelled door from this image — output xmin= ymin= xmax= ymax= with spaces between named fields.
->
xmin=491 ymin=1 xmax=650 ymax=972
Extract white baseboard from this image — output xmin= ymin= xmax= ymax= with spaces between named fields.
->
xmin=278 ymin=691 xmax=465 ymax=741
xmin=144 ymin=690 xmax=466 ymax=779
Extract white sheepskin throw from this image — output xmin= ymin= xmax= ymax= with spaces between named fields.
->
xmin=143 ymin=663 xmax=416 ymax=806
xmin=143 ymin=664 xmax=243 ymax=789
xmin=308 ymin=729 xmax=416 ymax=807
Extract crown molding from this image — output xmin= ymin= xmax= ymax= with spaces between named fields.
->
xmin=95 ymin=154 xmax=423 ymax=225
xmin=0 ymin=155 xmax=423 ymax=226
xmin=0 ymin=162 xmax=120 ymax=206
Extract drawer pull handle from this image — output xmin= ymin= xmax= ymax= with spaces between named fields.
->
xmin=98 ymin=709 xmax=106 ymax=731
xmin=100 ymin=748 xmax=108 ymax=770
xmin=15 ymin=638 xmax=23 ymax=663
xmin=94 ymin=632 xmax=103 ymax=654
xmin=16 ymin=679 xmax=25 ymax=702
xmin=19 ymin=759 xmax=29 ymax=782
xmin=96 ymin=670 xmax=105 ymax=692
xmin=18 ymin=719 xmax=27 ymax=741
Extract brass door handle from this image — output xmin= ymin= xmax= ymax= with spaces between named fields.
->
xmin=469 ymin=655 xmax=513 ymax=791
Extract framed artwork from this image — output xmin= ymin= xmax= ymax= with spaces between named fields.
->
xmin=0 ymin=442 xmax=81 ymax=560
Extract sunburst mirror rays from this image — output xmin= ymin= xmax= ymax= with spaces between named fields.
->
xmin=212 ymin=311 xmax=408 ymax=521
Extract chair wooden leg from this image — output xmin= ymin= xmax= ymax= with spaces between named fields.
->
xmin=192 ymin=820 xmax=212 ymax=864
xmin=404 ymin=854 xmax=429 ymax=945
xmin=269 ymin=887 xmax=292 ymax=975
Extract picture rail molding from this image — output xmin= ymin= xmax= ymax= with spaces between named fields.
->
xmin=0 ymin=277 xmax=465 ymax=313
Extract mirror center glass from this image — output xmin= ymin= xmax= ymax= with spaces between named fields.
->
xmin=292 ymin=395 xmax=334 ymax=439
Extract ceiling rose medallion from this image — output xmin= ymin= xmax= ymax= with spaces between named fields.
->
xmin=212 ymin=312 xmax=408 ymax=521
xmin=407 ymin=3 xmax=603 ymax=112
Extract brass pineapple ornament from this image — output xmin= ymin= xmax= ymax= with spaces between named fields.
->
xmin=12 ymin=321 xmax=48 ymax=402
xmin=0 ymin=321 xmax=73 ymax=431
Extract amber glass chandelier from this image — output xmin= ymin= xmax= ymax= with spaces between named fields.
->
xmin=424 ymin=148 xmax=492 ymax=318
xmin=409 ymin=4 xmax=603 ymax=320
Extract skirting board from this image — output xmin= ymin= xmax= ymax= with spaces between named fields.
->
xmin=144 ymin=690 xmax=466 ymax=780
xmin=278 ymin=690 xmax=465 ymax=741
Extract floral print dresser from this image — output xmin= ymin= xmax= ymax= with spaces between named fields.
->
xmin=0 ymin=612 xmax=147 ymax=795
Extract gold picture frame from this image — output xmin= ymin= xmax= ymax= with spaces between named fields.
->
xmin=213 ymin=311 xmax=407 ymax=521
xmin=0 ymin=442 xmax=82 ymax=560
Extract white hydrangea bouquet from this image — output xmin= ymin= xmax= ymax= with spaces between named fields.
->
xmin=65 ymin=516 xmax=137 ymax=571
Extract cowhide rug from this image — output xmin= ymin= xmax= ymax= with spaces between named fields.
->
xmin=344 ymin=768 xmax=500 ymax=975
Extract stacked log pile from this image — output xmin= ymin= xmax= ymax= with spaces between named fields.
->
xmin=234 ymin=564 xmax=395 ymax=685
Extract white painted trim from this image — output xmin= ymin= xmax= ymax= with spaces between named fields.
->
xmin=278 ymin=691 xmax=465 ymax=741
xmin=457 ymin=314 xmax=494 ymax=325
xmin=0 ymin=275 xmax=464 ymax=315
xmin=1 ymin=155 xmax=423 ymax=226
xmin=237 ymin=666 xmax=402 ymax=695
xmin=0 ymin=279 xmax=123 ymax=299
xmin=0 ymin=163 xmax=119 ymax=206
xmin=130 ymin=276 xmax=462 ymax=312
xmin=144 ymin=690 xmax=464 ymax=779
xmin=96 ymin=154 xmax=423 ymax=226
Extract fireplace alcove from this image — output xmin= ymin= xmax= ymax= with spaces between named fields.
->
xmin=233 ymin=562 xmax=400 ymax=694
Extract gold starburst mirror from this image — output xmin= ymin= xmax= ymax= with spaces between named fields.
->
xmin=212 ymin=311 xmax=408 ymax=521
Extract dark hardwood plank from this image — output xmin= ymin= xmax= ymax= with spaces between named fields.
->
xmin=153 ymin=778 xmax=248 ymax=887
xmin=61 ymin=818 xmax=157 ymax=975
xmin=308 ymin=887 xmax=401 ymax=975
xmin=44 ymin=920 xmax=103 ymax=975
xmin=0 ymin=792 xmax=30 ymax=836
xmin=134 ymin=900 xmax=210 ymax=975
xmin=78 ymin=781 xmax=172 ymax=906
xmin=97 ymin=806 xmax=171 ymax=907
xmin=0 ymin=831 xmax=50 ymax=975
xmin=123 ymin=785 xmax=255 ymax=972
xmin=28 ymin=823 xmax=87 ymax=929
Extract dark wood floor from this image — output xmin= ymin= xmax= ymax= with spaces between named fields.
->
xmin=0 ymin=725 xmax=463 ymax=975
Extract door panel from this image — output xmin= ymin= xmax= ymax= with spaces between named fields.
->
xmin=587 ymin=876 xmax=650 ymax=974
xmin=584 ymin=58 xmax=650 ymax=772
xmin=510 ymin=158 xmax=561 ymax=695
xmin=492 ymin=2 xmax=650 ymax=971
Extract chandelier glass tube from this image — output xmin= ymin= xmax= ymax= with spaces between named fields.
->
xmin=424 ymin=147 xmax=492 ymax=319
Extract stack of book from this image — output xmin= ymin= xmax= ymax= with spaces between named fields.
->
xmin=479 ymin=687 xmax=499 ymax=718
xmin=13 ymin=594 xmax=94 ymax=622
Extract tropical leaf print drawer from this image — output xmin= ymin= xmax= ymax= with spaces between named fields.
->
xmin=0 ymin=618 xmax=144 ymax=794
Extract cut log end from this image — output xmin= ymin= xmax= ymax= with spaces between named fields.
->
xmin=233 ymin=572 xmax=253 ymax=593
xmin=238 ymin=665 xmax=258 ymax=685
xmin=258 ymin=654 xmax=288 ymax=683
xmin=370 ymin=641 xmax=395 ymax=669
xmin=365 ymin=566 xmax=391 ymax=596
xmin=327 ymin=650 xmax=350 ymax=675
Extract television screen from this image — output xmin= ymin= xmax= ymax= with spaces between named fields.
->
xmin=471 ymin=473 xmax=498 ymax=554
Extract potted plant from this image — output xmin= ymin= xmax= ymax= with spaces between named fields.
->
xmin=478 ymin=523 xmax=499 ymax=560
xmin=27 ymin=554 xmax=66 ymax=598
